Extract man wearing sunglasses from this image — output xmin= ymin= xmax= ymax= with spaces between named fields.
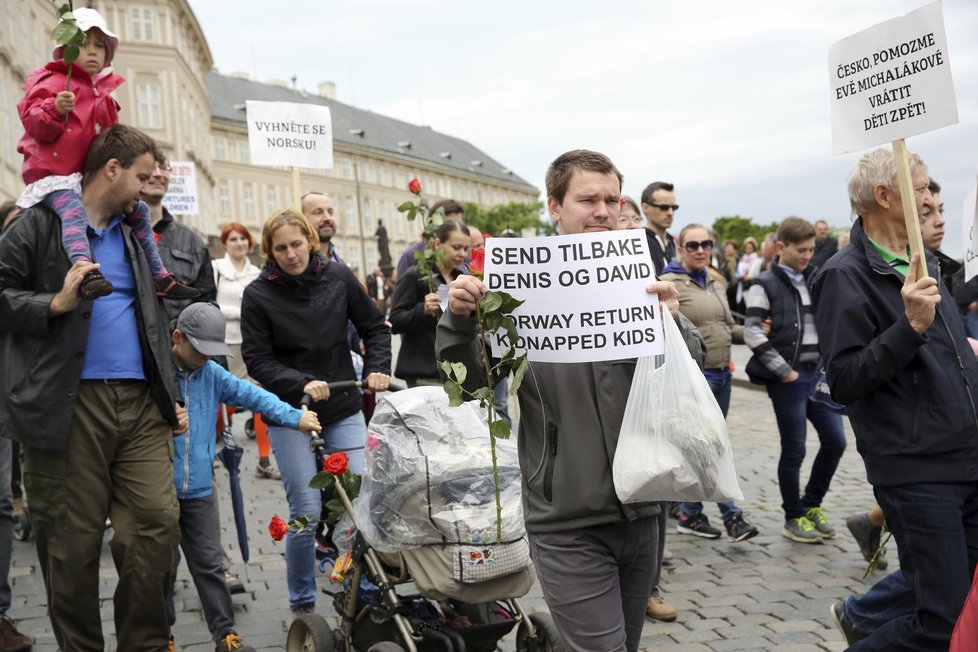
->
xmin=640 ymin=181 xmax=679 ymax=275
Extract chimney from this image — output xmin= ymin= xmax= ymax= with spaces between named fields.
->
xmin=318 ymin=81 xmax=336 ymax=100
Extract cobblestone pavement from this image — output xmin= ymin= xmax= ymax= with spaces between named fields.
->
xmin=9 ymin=346 xmax=880 ymax=651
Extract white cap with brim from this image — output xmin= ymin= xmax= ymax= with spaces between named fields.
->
xmin=177 ymin=303 xmax=234 ymax=358
xmin=52 ymin=7 xmax=119 ymax=68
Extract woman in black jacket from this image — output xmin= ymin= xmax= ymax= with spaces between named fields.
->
xmin=389 ymin=220 xmax=471 ymax=386
xmin=240 ymin=208 xmax=390 ymax=615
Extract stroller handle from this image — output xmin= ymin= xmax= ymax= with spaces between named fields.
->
xmin=299 ymin=380 xmax=405 ymax=408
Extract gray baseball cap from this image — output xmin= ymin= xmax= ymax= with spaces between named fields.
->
xmin=176 ymin=302 xmax=233 ymax=357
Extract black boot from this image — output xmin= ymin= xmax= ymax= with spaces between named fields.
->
xmin=80 ymin=270 xmax=113 ymax=300
xmin=154 ymin=275 xmax=201 ymax=299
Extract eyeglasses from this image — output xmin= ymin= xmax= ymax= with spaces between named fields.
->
xmin=155 ymin=162 xmax=172 ymax=172
xmin=683 ymin=240 xmax=714 ymax=252
xmin=649 ymin=203 xmax=679 ymax=212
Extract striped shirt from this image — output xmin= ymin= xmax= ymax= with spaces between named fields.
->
xmin=744 ymin=265 xmax=819 ymax=380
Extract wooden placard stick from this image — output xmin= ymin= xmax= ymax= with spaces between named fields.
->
xmin=892 ymin=138 xmax=928 ymax=279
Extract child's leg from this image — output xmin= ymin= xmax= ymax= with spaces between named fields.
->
xmin=178 ymin=495 xmax=236 ymax=641
xmin=124 ymin=200 xmax=169 ymax=279
xmin=43 ymin=190 xmax=93 ymax=264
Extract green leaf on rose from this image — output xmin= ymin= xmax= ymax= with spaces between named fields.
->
xmin=480 ymin=291 xmax=503 ymax=313
xmin=473 ymin=387 xmax=493 ymax=403
xmin=308 ymin=473 xmax=332 ymax=490
xmin=500 ymin=293 xmax=526 ymax=313
xmin=451 ymin=362 xmax=467 ymax=385
xmin=489 ymin=419 xmax=511 ymax=440
xmin=446 ymin=381 xmax=464 ymax=407
xmin=62 ymin=45 xmax=80 ymax=65
xmin=397 ymin=201 xmax=414 ymax=212
xmin=325 ymin=499 xmax=344 ymax=514
xmin=51 ymin=21 xmax=79 ymax=44
xmin=510 ymin=355 xmax=529 ymax=394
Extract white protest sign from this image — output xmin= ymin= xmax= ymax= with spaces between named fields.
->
xmin=162 ymin=160 xmax=198 ymax=215
xmin=964 ymin=175 xmax=978 ymax=282
xmin=828 ymin=1 xmax=957 ymax=155
xmin=245 ymin=100 xmax=333 ymax=169
xmin=485 ymin=230 xmax=662 ymax=363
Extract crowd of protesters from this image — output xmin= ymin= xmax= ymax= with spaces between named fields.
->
xmin=4 ymin=8 xmax=978 ymax=652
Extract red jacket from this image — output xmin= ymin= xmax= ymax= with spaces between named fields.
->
xmin=17 ymin=61 xmax=123 ymax=184
xmin=952 ymin=566 xmax=978 ymax=651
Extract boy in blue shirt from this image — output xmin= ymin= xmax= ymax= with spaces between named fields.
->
xmin=168 ymin=303 xmax=319 ymax=652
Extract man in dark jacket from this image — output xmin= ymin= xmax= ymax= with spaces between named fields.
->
xmin=813 ymin=147 xmax=978 ymax=650
xmin=810 ymin=220 xmax=839 ymax=270
xmin=0 ymin=125 xmax=179 ymax=650
xmin=144 ymin=156 xmax=215 ymax=324
xmin=640 ymin=181 xmax=678 ymax=275
xmin=437 ymin=150 xmax=703 ymax=652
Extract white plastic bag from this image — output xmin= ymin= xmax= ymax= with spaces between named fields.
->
xmin=613 ymin=310 xmax=743 ymax=503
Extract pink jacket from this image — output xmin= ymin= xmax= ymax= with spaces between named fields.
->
xmin=17 ymin=61 xmax=124 ymax=184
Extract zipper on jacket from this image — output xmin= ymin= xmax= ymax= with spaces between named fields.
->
xmin=179 ymin=373 xmax=191 ymax=496
xmin=543 ymin=423 xmax=558 ymax=503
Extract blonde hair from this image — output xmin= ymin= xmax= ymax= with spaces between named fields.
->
xmin=260 ymin=208 xmax=319 ymax=260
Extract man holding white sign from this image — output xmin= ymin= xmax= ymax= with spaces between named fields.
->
xmin=814 ymin=147 xmax=978 ymax=649
xmin=437 ymin=149 xmax=704 ymax=652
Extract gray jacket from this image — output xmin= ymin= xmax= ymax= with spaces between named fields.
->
xmin=0 ymin=206 xmax=178 ymax=450
xmin=153 ymin=207 xmax=215 ymax=324
xmin=435 ymin=308 xmax=704 ymax=534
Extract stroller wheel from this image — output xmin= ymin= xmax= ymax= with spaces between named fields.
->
xmin=12 ymin=507 xmax=30 ymax=542
xmin=516 ymin=612 xmax=565 ymax=652
xmin=366 ymin=644 xmax=406 ymax=652
xmin=244 ymin=417 xmax=257 ymax=440
xmin=286 ymin=613 xmax=335 ymax=652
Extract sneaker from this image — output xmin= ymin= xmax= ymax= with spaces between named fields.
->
xmin=676 ymin=512 xmax=722 ymax=539
xmin=216 ymin=630 xmax=256 ymax=652
xmin=645 ymin=596 xmax=677 ymax=622
xmin=315 ymin=533 xmax=338 ymax=560
xmin=846 ymin=512 xmax=889 ymax=570
xmin=225 ymin=569 xmax=245 ymax=595
xmin=724 ymin=513 xmax=759 ymax=542
xmin=154 ymin=275 xmax=201 ymax=300
xmin=168 ymin=630 xmax=176 ymax=652
xmin=80 ymin=270 xmax=113 ymax=300
xmin=829 ymin=600 xmax=864 ymax=645
xmin=661 ymin=548 xmax=674 ymax=567
xmin=805 ymin=507 xmax=836 ymax=538
xmin=291 ymin=603 xmax=315 ymax=616
xmin=782 ymin=517 xmax=823 ymax=544
xmin=255 ymin=462 xmax=282 ymax=480
xmin=0 ymin=617 xmax=32 ymax=652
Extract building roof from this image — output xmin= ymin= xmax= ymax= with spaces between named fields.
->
xmin=207 ymin=72 xmax=536 ymax=192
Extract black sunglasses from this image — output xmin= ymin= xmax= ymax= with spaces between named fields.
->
xmin=683 ymin=240 xmax=714 ymax=252
xmin=648 ymin=203 xmax=679 ymax=211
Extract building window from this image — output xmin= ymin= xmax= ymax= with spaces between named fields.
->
xmin=266 ymin=186 xmax=278 ymax=214
xmin=393 ymin=212 xmax=404 ymax=235
xmin=136 ymin=82 xmax=163 ymax=129
xmin=218 ymin=184 xmax=231 ymax=216
xmin=130 ymin=6 xmax=155 ymax=42
xmin=243 ymin=184 xmax=255 ymax=219
xmin=374 ymin=166 xmax=383 ymax=185
xmin=214 ymin=137 xmax=226 ymax=160
xmin=341 ymin=159 xmax=352 ymax=179
xmin=345 ymin=198 xmax=355 ymax=228
xmin=237 ymin=140 xmax=249 ymax=164
xmin=361 ymin=199 xmax=372 ymax=230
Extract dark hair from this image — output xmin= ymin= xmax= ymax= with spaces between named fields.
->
xmin=0 ymin=201 xmax=19 ymax=233
xmin=82 ymin=125 xmax=162 ymax=187
xmin=435 ymin=220 xmax=468 ymax=242
xmin=929 ymin=177 xmax=942 ymax=195
xmin=545 ymin=149 xmax=623 ymax=204
xmin=640 ymin=181 xmax=674 ymax=206
xmin=429 ymin=199 xmax=464 ymax=218
xmin=776 ymin=216 xmax=816 ymax=245
xmin=220 ymin=222 xmax=254 ymax=248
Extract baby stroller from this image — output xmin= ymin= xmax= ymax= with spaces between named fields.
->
xmin=287 ymin=385 xmax=563 ymax=652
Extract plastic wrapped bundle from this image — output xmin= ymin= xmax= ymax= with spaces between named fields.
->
xmin=353 ymin=386 xmax=525 ymax=553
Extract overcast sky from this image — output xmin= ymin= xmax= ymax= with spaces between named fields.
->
xmin=188 ymin=0 xmax=978 ymax=255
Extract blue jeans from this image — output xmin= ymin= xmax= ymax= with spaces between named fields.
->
xmin=847 ymin=482 xmax=978 ymax=651
xmin=682 ymin=369 xmax=741 ymax=520
xmin=765 ymin=364 xmax=846 ymax=521
xmin=268 ymin=412 xmax=367 ymax=610
xmin=845 ymin=570 xmax=915 ymax=639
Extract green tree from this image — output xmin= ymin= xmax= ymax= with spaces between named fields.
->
xmin=712 ymin=215 xmax=781 ymax=250
xmin=462 ymin=201 xmax=550 ymax=237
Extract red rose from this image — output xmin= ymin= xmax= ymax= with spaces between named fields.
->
xmin=268 ymin=515 xmax=289 ymax=541
xmin=323 ymin=451 xmax=350 ymax=475
xmin=469 ymin=247 xmax=485 ymax=278
xmin=408 ymin=178 xmax=422 ymax=195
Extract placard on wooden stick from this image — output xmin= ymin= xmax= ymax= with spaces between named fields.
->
xmin=828 ymin=1 xmax=958 ymax=279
